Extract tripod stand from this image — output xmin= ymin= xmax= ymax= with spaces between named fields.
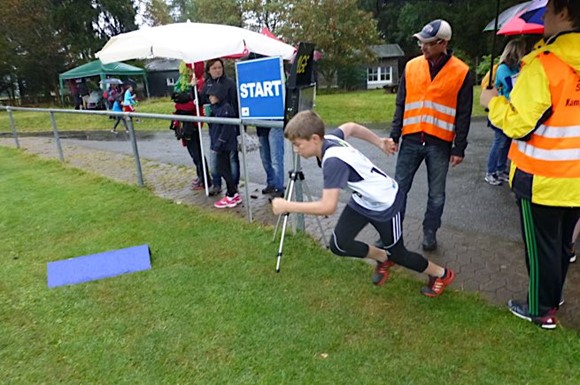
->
xmin=274 ymin=151 xmax=328 ymax=273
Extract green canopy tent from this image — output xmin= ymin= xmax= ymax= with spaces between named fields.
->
xmin=58 ymin=60 xmax=150 ymax=101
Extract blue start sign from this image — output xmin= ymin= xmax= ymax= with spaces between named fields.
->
xmin=235 ymin=57 xmax=285 ymax=120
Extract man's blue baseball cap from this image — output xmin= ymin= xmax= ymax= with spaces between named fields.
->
xmin=413 ymin=19 xmax=452 ymax=43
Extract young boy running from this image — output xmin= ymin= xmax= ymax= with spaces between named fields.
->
xmin=272 ymin=110 xmax=455 ymax=297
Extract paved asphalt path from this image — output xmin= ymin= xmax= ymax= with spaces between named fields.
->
xmin=61 ymin=118 xmax=520 ymax=242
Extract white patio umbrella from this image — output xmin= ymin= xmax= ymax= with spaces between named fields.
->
xmin=95 ymin=22 xmax=296 ymax=64
xmin=96 ymin=22 xmax=295 ymax=199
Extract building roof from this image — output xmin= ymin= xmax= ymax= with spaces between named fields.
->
xmin=145 ymin=59 xmax=181 ymax=72
xmin=369 ymin=44 xmax=405 ymax=58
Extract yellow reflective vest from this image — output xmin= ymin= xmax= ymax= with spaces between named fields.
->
xmin=403 ymin=56 xmax=470 ymax=142
xmin=489 ymin=32 xmax=580 ymax=207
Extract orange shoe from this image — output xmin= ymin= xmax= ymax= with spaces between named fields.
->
xmin=372 ymin=260 xmax=395 ymax=286
xmin=421 ymin=268 xmax=455 ymax=297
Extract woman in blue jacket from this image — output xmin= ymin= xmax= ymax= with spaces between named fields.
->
xmin=484 ymin=39 xmax=526 ymax=185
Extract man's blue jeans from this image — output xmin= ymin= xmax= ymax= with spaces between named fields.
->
xmin=395 ymin=139 xmax=451 ymax=232
xmin=211 ymin=149 xmax=239 ymax=188
xmin=486 ymin=127 xmax=511 ymax=175
xmin=258 ymin=127 xmax=285 ymax=190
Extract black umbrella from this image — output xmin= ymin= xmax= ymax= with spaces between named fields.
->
xmin=487 ymin=0 xmax=502 ymax=89
xmin=483 ymin=1 xmax=532 ymax=32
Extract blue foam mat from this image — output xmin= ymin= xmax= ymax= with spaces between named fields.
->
xmin=47 ymin=244 xmax=151 ymax=288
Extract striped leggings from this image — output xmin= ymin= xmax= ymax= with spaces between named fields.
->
xmin=330 ymin=205 xmax=429 ymax=273
xmin=518 ymin=198 xmax=579 ymax=316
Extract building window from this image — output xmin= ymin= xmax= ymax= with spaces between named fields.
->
xmin=367 ymin=66 xmax=392 ymax=83
xmin=166 ymin=78 xmax=176 ymax=86
xmin=380 ymin=67 xmax=392 ymax=82
xmin=367 ymin=67 xmax=378 ymax=82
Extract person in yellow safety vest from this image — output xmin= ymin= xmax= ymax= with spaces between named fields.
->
xmin=376 ymin=19 xmax=473 ymax=252
xmin=481 ymin=0 xmax=580 ymax=330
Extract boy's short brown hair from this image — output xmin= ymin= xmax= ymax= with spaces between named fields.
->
xmin=284 ymin=110 xmax=325 ymax=141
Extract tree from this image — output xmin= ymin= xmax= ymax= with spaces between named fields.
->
xmin=195 ymin=0 xmax=243 ymax=26
xmin=240 ymin=0 xmax=288 ymax=33
xmin=170 ymin=0 xmax=198 ymax=22
xmin=280 ymin=0 xmax=381 ymax=87
xmin=0 ymin=0 xmax=136 ymax=101
xmin=52 ymin=0 xmax=137 ymax=62
xmin=371 ymin=0 xmax=527 ymax=70
xmin=143 ymin=0 xmax=174 ymax=26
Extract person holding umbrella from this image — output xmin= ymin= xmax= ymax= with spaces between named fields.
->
xmin=484 ymin=39 xmax=526 ymax=186
xmin=481 ymin=0 xmax=580 ymax=330
xmin=172 ymin=61 xmax=211 ymax=192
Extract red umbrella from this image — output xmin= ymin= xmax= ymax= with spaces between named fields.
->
xmin=497 ymin=0 xmax=545 ymax=36
xmin=497 ymin=14 xmax=543 ymax=35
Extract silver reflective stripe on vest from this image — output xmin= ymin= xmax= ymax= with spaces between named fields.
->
xmin=404 ymin=101 xmax=457 ymax=116
xmin=405 ymin=101 xmax=424 ymax=111
xmin=535 ymin=124 xmax=580 ymax=139
xmin=403 ymin=115 xmax=456 ymax=133
xmin=516 ymin=141 xmax=580 ymax=161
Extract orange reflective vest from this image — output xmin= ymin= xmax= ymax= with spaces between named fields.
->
xmin=508 ymin=52 xmax=580 ymax=178
xmin=402 ymin=56 xmax=469 ymax=142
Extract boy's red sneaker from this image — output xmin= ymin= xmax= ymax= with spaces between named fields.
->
xmin=372 ymin=260 xmax=395 ymax=286
xmin=421 ymin=268 xmax=455 ymax=297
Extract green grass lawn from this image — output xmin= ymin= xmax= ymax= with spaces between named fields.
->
xmin=0 ymin=87 xmax=487 ymax=133
xmin=1 ymin=146 xmax=579 ymax=384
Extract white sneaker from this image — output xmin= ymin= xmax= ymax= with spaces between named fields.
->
xmin=484 ymin=173 xmax=502 ymax=186
xmin=498 ymin=171 xmax=510 ymax=182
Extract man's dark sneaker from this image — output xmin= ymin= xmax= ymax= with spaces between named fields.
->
xmin=421 ymin=268 xmax=455 ymax=297
xmin=422 ymin=229 xmax=437 ymax=251
xmin=208 ymin=186 xmax=222 ymax=197
xmin=271 ymin=188 xmax=285 ymax=198
xmin=507 ymin=299 xmax=558 ymax=330
xmin=372 ymin=260 xmax=395 ymax=286
xmin=261 ymin=185 xmax=275 ymax=195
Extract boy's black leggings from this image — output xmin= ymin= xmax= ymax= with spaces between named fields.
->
xmin=330 ymin=205 xmax=428 ymax=273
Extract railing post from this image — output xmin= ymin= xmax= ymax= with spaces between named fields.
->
xmin=7 ymin=107 xmax=20 ymax=149
xmin=239 ymin=123 xmax=253 ymax=222
xmin=49 ymin=112 xmax=65 ymax=162
xmin=126 ymin=115 xmax=144 ymax=187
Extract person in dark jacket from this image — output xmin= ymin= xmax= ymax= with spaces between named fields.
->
xmin=207 ymin=83 xmax=242 ymax=209
xmin=198 ymin=58 xmax=240 ymax=196
xmin=376 ymin=19 xmax=473 ymax=252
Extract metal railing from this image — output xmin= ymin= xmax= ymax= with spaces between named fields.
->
xmin=0 ymin=105 xmax=285 ymax=222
